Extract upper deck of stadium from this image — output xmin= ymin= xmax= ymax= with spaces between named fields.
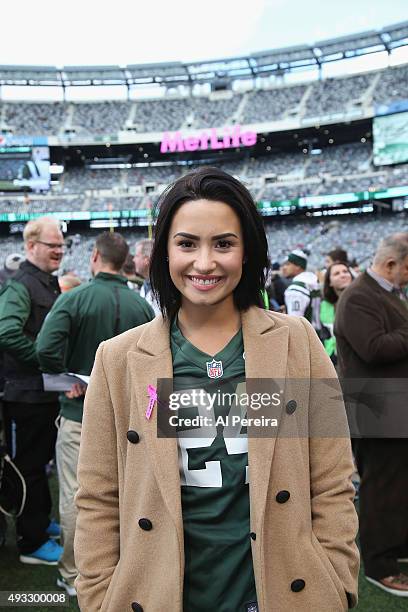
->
xmin=0 ymin=21 xmax=407 ymax=140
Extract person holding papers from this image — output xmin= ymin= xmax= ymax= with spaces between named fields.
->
xmin=36 ymin=231 xmax=153 ymax=597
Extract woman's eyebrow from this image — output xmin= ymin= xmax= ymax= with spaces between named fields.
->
xmin=172 ymin=232 xmax=238 ymax=240
xmin=212 ymin=232 xmax=239 ymax=240
xmin=173 ymin=232 xmax=199 ymax=239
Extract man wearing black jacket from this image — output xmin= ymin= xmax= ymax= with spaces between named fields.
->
xmin=335 ymin=233 xmax=408 ymax=597
xmin=0 ymin=217 xmax=64 ymax=565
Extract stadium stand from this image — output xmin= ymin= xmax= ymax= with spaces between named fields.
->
xmin=303 ymin=73 xmax=374 ymax=118
xmin=2 ymin=215 xmax=407 ymax=281
xmin=243 ymin=85 xmax=308 ymax=124
xmin=70 ymin=102 xmax=131 ymax=135
xmin=1 ymin=63 xmax=408 ymax=136
xmin=2 ymin=102 xmax=67 ymax=135
xmin=2 ymin=138 xmax=408 ymax=216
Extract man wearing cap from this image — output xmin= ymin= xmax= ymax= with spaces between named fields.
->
xmin=0 ymin=217 xmax=64 ymax=566
xmin=0 ymin=253 xmax=25 ymax=285
xmin=282 ymin=249 xmax=321 ymax=331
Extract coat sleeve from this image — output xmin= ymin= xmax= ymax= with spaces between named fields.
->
xmin=301 ymin=318 xmax=360 ymax=608
xmin=0 ymin=281 xmax=38 ymax=366
xmin=74 ymin=342 xmax=120 ymax=612
xmin=335 ymin=291 xmax=408 ymax=365
xmin=36 ymin=294 xmax=73 ymax=373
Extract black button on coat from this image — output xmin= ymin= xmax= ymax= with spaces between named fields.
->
xmin=276 ymin=490 xmax=290 ymax=504
xmin=286 ymin=400 xmax=297 ymax=414
xmin=291 ymin=579 xmax=305 ymax=592
xmin=138 ymin=518 xmax=152 ymax=531
xmin=127 ymin=430 xmax=140 ymax=444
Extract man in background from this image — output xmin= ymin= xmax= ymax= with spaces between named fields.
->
xmin=283 ymin=249 xmax=321 ymax=331
xmin=0 ymin=217 xmax=64 ymax=565
xmin=335 ymin=233 xmax=408 ymax=596
xmin=133 ymin=238 xmax=160 ymax=315
xmin=0 ymin=252 xmax=25 ymax=548
xmin=0 ymin=253 xmax=25 ymax=285
xmin=37 ymin=231 xmax=154 ymax=596
xmin=325 ymin=247 xmax=349 ymax=268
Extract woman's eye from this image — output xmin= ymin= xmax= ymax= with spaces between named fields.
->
xmin=178 ymin=240 xmax=194 ymax=248
xmin=217 ymin=240 xmax=232 ymax=249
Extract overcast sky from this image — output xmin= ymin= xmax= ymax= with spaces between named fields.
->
xmin=1 ymin=0 xmax=407 ymax=66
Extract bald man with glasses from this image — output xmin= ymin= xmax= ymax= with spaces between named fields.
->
xmin=0 ymin=217 xmax=64 ymax=566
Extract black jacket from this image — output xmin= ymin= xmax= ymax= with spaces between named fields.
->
xmin=0 ymin=261 xmax=60 ymax=403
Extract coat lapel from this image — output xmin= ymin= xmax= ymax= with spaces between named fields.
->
xmin=127 ymin=309 xmax=290 ymax=539
xmin=127 ymin=317 xmax=183 ymax=544
xmin=242 ymin=308 xmax=289 ymax=529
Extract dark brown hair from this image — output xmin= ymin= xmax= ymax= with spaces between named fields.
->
xmin=150 ymin=166 xmax=269 ymax=320
xmin=95 ymin=232 xmax=129 ymax=271
xmin=323 ymin=261 xmax=353 ymax=304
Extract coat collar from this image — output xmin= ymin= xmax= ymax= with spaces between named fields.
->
xmin=128 ymin=306 xmax=289 ymax=535
xmin=21 ymin=260 xmax=60 ymax=289
xmin=135 ymin=305 xmax=279 ymax=355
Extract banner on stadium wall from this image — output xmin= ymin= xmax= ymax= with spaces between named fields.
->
xmin=160 ymin=125 xmax=257 ymax=154
xmin=375 ymin=99 xmax=408 ymax=117
xmin=0 ymin=135 xmax=48 ymax=147
xmin=1 ymin=185 xmax=408 ymax=223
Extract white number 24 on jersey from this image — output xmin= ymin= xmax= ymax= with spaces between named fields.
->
xmin=177 ymin=383 xmax=249 ymax=488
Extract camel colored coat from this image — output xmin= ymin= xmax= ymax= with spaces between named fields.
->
xmin=74 ymin=307 xmax=359 ymax=612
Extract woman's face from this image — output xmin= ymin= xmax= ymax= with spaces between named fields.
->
xmin=167 ymin=199 xmax=244 ymax=309
xmin=329 ymin=263 xmax=352 ymax=292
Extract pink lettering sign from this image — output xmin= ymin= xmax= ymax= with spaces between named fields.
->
xmin=160 ymin=125 xmax=257 ymax=154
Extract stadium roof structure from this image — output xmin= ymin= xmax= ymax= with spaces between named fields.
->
xmin=0 ymin=20 xmax=407 ymax=88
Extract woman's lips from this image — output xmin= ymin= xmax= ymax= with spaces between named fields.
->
xmin=187 ymin=275 xmax=224 ymax=292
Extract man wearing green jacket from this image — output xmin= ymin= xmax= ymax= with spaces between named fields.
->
xmin=0 ymin=217 xmax=64 ymax=566
xmin=36 ymin=231 xmax=154 ymax=596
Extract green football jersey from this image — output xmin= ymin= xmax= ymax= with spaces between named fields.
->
xmin=170 ymin=320 xmax=257 ymax=612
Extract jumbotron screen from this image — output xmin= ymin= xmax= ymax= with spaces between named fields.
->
xmin=0 ymin=146 xmax=50 ymax=192
xmin=373 ymin=111 xmax=408 ymax=166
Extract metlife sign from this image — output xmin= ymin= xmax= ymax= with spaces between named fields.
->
xmin=160 ymin=125 xmax=257 ymax=154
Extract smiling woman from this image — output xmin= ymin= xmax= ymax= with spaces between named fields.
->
xmin=74 ymin=167 xmax=359 ymax=612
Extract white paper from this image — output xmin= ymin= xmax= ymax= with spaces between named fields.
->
xmin=42 ymin=373 xmax=90 ymax=392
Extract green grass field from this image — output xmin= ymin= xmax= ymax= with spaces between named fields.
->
xmin=0 ymin=478 xmax=407 ymax=611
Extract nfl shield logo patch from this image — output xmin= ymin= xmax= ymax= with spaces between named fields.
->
xmin=206 ymin=359 xmax=223 ymax=379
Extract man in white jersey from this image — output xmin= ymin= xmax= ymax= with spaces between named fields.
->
xmin=283 ymin=250 xmax=321 ymax=331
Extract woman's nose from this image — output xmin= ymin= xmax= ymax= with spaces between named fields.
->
xmin=194 ymin=248 xmax=216 ymax=273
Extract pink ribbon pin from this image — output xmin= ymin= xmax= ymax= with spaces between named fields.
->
xmin=146 ymin=385 xmax=157 ymax=420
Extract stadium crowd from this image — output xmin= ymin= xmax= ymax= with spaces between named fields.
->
xmin=0 ymin=63 xmax=407 ymax=136
xmin=2 ymin=139 xmax=408 ymax=217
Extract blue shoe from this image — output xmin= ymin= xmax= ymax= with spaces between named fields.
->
xmin=20 ymin=539 xmax=63 ymax=565
xmin=46 ymin=519 xmax=61 ymax=539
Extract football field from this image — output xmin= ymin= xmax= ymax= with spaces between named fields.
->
xmin=0 ymin=478 xmax=406 ymax=611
